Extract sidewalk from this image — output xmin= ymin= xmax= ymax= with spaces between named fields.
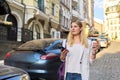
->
xmin=0 ymin=60 xmax=4 ymax=65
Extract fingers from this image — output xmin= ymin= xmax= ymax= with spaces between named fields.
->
xmin=61 ymin=49 xmax=69 ymax=55
xmin=90 ymin=54 xmax=96 ymax=59
xmin=60 ymin=49 xmax=69 ymax=61
xmin=93 ymin=47 xmax=97 ymax=51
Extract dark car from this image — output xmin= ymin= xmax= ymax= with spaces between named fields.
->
xmin=0 ymin=65 xmax=30 ymax=80
xmin=4 ymin=38 xmax=63 ymax=80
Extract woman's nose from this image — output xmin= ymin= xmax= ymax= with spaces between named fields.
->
xmin=71 ymin=27 xmax=74 ymax=30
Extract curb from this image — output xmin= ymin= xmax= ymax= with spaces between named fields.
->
xmin=0 ymin=60 xmax=4 ymax=65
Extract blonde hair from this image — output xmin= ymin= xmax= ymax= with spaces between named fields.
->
xmin=67 ymin=19 xmax=88 ymax=48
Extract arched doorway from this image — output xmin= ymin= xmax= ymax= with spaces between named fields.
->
xmin=28 ymin=19 xmax=43 ymax=39
xmin=7 ymin=14 xmax=17 ymax=41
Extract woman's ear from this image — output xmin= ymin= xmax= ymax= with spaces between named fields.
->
xmin=80 ymin=27 xmax=83 ymax=31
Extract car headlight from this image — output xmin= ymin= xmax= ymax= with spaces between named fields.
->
xmin=21 ymin=74 xmax=30 ymax=80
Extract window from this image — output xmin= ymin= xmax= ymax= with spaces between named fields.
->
xmin=38 ymin=0 xmax=44 ymax=12
xmin=51 ymin=41 xmax=62 ymax=50
xmin=52 ymin=31 xmax=55 ymax=38
xmin=56 ymin=32 xmax=60 ymax=38
xmin=52 ymin=3 xmax=55 ymax=15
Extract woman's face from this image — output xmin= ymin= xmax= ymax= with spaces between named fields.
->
xmin=70 ymin=22 xmax=82 ymax=36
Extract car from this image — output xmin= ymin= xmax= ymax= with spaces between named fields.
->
xmin=0 ymin=65 xmax=30 ymax=80
xmin=100 ymin=38 xmax=108 ymax=48
xmin=107 ymin=38 xmax=111 ymax=46
xmin=4 ymin=38 xmax=64 ymax=80
xmin=104 ymin=37 xmax=111 ymax=46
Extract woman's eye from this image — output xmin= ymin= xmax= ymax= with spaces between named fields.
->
xmin=71 ymin=25 xmax=78 ymax=28
xmin=74 ymin=26 xmax=77 ymax=27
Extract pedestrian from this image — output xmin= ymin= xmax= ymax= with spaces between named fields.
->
xmin=60 ymin=18 xmax=98 ymax=80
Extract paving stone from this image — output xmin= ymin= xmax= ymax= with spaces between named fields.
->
xmin=90 ymin=40 xmax=120 ymax=80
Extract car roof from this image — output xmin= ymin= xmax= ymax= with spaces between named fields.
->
xmin=17 ymin=38 xmax=63 ymax=50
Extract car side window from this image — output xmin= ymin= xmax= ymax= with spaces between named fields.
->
xmin=51 ymin=42 xmax=62 ymax=50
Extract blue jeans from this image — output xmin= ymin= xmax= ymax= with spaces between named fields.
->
xmin=66 ymin=72 xmax=82 ymax=80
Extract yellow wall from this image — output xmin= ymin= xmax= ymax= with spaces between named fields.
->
xmin=46 ymin=0 xmax=60 ymax=22
xmin=20 ymin=0 xmax=38 ymax=7
xmin=94 ymin=21 xmax=103 ymax=33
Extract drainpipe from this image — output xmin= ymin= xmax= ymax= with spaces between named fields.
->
xmin=21 ymin=0 xmax=26 ymax=29
xmin=21 ymin=0 xmax=26 ymax=42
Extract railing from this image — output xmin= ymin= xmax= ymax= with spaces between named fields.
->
xmin=22 ymin=28 xmax=33 ymax=42
xmin=0 ymin=25 xmax=40 ymax=42
xmin=0 ymin=24 xmax=7 ymax=40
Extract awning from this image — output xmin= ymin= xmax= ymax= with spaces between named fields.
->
xmin=0 ymin=0 xmax=11 ymax=15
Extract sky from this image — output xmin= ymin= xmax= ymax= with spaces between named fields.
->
xmin=94 ymin=0 xmax=104 ymax=20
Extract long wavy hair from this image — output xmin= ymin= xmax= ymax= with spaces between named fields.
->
xmin=67 ymin=19 xmax=88 ymax=48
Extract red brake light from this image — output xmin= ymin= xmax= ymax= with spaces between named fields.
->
xmin=40 ymin=53 xmax=58 ymax=60
xmin=6 ymin=52 xmax=11 ymax=58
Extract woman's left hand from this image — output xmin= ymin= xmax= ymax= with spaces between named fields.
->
xmin=91 ymin=40 xmax=100 ymax=60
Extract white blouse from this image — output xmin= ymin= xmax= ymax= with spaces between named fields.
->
xmin=66 ymin=43 xmax=83 ymax=74
xmin=63 ymin=39 xmax=92 ymax=80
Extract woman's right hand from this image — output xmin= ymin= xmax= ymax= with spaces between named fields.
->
xmin=60 ymin=49 xmax=69 ymax=61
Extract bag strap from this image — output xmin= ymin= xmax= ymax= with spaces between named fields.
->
xmin=80 ymin=48 xmax=85 ymax=64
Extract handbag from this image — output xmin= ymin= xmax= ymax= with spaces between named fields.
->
xmin=57 ymin=62 xmax=65 ymax=80
xmin=57 ymin=39 xmax=67 ymax=80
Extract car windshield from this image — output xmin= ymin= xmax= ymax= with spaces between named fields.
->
xmin=17 ymin=39 xmax=59 ymax=50
xmin=100 ymin=39 xmax=106 ymax=41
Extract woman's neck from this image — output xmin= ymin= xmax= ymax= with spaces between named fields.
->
xmin=73 ymin=36 xmax=81 ymax=44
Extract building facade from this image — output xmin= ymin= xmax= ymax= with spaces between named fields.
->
xmin=1 ymin=0 xmax=50 ymax=42
xmin=104 ymin=0 xmax=120 ymax=40
xmin=0 ymin=0 xmax=94 ymax=42
xmin=45 ymin=0 xmax=60 ymax=38
xmin=94 ymin=18 xmax=103 ymax=34
xmin=59 ymin=0 xmax=71 ymax=38
xmin=0 ymin=0 xmax=95 ymax=58
xmin=82 ymin=0 xmax=94 ymax=37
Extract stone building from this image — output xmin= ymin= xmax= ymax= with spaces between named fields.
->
xmin=94 ymin=18 xmax=103 ymax=34
xmin=0 ymin=0 xmax=95 ymax=59
xmin=104 ymin=0 xmax=120 ymax=40
xmin=45 ymin=0 xmax=60 ymax=38
xmin=59 ymin=0 xmax=71 ymax=38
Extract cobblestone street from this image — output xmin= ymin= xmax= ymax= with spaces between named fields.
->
xmin=1 ymin=40 xmax=120 ymax=80
xmin=90 ymin=40 xmax=120 ymax=80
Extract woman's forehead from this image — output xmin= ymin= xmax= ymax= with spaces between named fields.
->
xmin=71 ymin=22 xmax=78 ymax=26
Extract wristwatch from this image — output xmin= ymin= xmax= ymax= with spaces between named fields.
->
xmin=92 ymin=50 xmax=97 ymax=55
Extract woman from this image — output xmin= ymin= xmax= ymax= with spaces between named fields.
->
xmin=60 ymin=19 xmax=97 ymax=80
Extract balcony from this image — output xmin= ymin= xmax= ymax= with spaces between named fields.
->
xmin=72 ymin=9 xmax=79 ymax=18
xmin=72 ymin=0 xmax=78 ymax=3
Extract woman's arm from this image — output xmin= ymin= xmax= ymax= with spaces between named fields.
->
xmin=90 ymin=39 xmax=100 ymax=61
